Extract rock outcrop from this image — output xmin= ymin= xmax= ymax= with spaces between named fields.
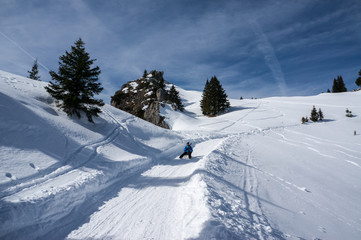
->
xmin=111 ymin=70 xmax=183 ymax=129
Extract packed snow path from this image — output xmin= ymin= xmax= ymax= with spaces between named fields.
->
xmin=1 ymin=71 xmax=361 ymax=239
xmin=64 ymin=139 xmax=223 ymax=240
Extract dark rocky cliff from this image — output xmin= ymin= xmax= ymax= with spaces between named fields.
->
xmin=111 ymin=70 xmax=183 ymax=129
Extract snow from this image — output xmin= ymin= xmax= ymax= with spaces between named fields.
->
xmin=122 ymin=87 xmax=129 ymax=93
xmin=1 ymin=69 xmax=361 ymax=239
xmin=129 ymin=81 xmax=138 ymax=89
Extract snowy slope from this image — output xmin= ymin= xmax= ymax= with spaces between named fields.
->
xmin=1 ymin=70 xmax=361 ymax=240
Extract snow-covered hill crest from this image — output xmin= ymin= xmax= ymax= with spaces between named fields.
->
xmin=1 ymin=70 xmax=361 ymax=239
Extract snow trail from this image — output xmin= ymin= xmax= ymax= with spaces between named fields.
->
xmin=65 ymin=138 xmax=224 ymax=239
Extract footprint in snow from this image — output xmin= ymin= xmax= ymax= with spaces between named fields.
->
xmin=29 ymin=163 xmax=39 ymax=171
xmin=318 ymin=226 xmax=326 ymax=233
xmin=299 ymin=187 xmax=311 ymax=193
xmin=5 ymin=172 xmax=16 ymax=180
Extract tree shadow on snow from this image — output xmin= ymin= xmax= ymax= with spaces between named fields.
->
xmin=319 ymin=119 xmax=335 ymax=123
xmin=228 ymin=106 xmax=255 ymax=112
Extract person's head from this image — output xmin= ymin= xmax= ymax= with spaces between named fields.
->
xmin=186 ymin=142 xmax=190 ymax=145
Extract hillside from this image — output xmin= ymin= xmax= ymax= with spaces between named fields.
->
xmin=1 ymin=70 xmax=361 ymax=239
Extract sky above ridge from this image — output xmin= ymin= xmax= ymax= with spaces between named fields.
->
xmin=0 ymin=0 xmax=360 ymax=102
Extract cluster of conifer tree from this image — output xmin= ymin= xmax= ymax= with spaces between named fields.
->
xmin=326 ymin=70 xmax=361 ymax=93
xmin=200 ymin=76 xmax=230 ymax=116
xmin=302 ymin=106 xmax=324 ymax=123
xmin=331 ymin=75 xmax=347 ymax=93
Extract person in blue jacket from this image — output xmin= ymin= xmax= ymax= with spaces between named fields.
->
xmin=179 ymin=142 xmax=193 ymax=159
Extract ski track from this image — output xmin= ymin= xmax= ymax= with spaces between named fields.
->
xmin=202 ymin=121 xmax=361 ymax=239
xmin=200 ymin=134 xmax=287 ymax=239
xmin=255 ymin=129 xmax=361 ymax=234
xmin=1 ymin=110 xmax=129 ymax=198
xmin=1 ymin=105 xmax=229 ymax=239
xmin=3 ymin=107 xmax=360 ymax=239
xmin=65 ymin=137 xmax=225 ymax=240
xmin=269 ymin=129 xmax=361 ymax=171
xmin=0 ymin=109 xmax=156 ymax=239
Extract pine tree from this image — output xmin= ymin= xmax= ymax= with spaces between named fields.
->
xmin=318 ymin=108 xmax=324 ymax=121
xmin=28 ymin=58 xmax=41 ymax=81
xmin=332 ymin=79 xmax=338 ymax=93
xmin=200 ymin=76 xmax=230 ymax=116
xmin=332 ymin=75 xmax=347 ymax=93
xmin=45 ymin=38 xmax=104 ymax=123
xmin=150 ymin=71 xmax=166 ymax=96
xmin=168 ymin=85 xmax=184 ymax=111
xmin=346 ymin=108 xmax=353 ymax=117
xmin=310 ymin=105 xmax=319 ymax=122
xmin=356 ymin=69 xmax=361 ymax=87
xmin=301 ymin=116 xmax=309 ymax=124
xmin=200 ymin=79 xmax=211 ymax=115
xmin=338 ymin=76 xmax=347 ymax=92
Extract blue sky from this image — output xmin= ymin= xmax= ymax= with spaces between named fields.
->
xmin=1 ymin=0 xmax=360 ymax=102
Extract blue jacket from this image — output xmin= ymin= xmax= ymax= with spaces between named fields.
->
xmin=184 ymin=145 xmax=193 ymax=153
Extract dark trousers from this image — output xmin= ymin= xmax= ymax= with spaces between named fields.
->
xmin=179 ymin=152 xmax=192 ymax=159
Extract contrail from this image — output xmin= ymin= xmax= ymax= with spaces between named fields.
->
xmin=0 ymin=31 xmax=50 ymax=72
xmin=249 ymin=20 xmax=287 ymax=96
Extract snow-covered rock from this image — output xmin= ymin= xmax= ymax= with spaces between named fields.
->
xmin=111 ymin=70 xmax=176 ymax=129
